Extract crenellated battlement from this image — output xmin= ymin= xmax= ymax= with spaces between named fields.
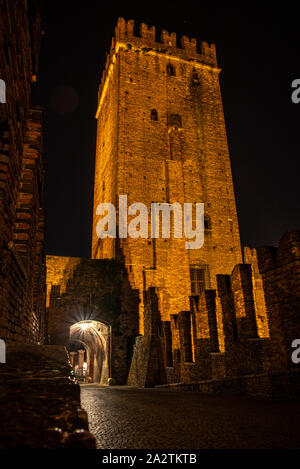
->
xmin=115 ymin=17 xmax=135 ymax=39
xmin=96 ymin=17 xmax=218 ymax=116
xmin=161 ymin=29 xmax=177 ymax=48
xmin=140 ymin=22 xmax=156 ymax=43
xmin=114 ymin=17 xmax=216 ymax=62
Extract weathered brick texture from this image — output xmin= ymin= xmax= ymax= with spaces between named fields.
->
xmin=158 ymin=231 xmax=300 ymax=395
xmin=46 ymin=255 xmax=139 ymax=384
xmin=90 ymin=19 xmax=300 ymax=394
xmin=92 ymin=18 xmax=243 ymax=336
xmin=0 ymin=1 xmax=45 ymax=343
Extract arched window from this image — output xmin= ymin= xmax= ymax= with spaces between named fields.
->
xmin=166 ymin=63 xmax=175 ymax=76
xmin=168 ymin=113 xmax=182 ymax=128
xmin=190 ymin=267 xmax=206 ymax=295
xmin=150 ymin=109 xmax=158 ymax=121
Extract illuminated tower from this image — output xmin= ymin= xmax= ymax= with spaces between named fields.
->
xmin=92 ymin=18 xmax=242 ymax=333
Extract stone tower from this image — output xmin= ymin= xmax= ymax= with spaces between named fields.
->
xmin=92 ymin=18 xmax=242 ymax=333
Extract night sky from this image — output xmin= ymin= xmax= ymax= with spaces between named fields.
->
xmin=32 ymin=3 xmax=300 ymax=258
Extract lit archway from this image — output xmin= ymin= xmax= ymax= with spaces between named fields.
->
xmin=69 ymin=320 xmax=111 ymax=384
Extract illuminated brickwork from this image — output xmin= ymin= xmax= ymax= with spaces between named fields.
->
xmin=89 ymin=19 xmax=300 ymax=392
xmin=92 ymin=18 xmax=242 ymax=335
xmin=0 ymin=0 xmax=45 ymax=343
xmin=46 ymin=255 xmax=139 ymax=384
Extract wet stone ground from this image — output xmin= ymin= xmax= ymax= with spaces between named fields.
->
xmin=80 ymin=384 xmax=300 ymax=449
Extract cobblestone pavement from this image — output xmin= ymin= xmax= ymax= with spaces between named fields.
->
xmin=80 ymin=385 xmax=300 ymax=449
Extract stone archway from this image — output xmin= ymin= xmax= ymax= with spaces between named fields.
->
xmin=69 ymin=320 xmax=111 ymax=384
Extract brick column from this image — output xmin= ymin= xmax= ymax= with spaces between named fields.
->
xmin=178 ymin=311 xmax=193 ymax=363
xmin=78 ymin=349 xmax=85 ymax=369
xmin=231 ymin=264 xmax=258 ymax=340
xmin=217 ymin=274 xmax=237 ymax=349
xmin=161 ymin=321 xmax=173 ymax=366
xmin=196 ymin=290 xmax=219 ymax=353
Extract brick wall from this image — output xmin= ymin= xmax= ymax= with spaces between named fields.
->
xmin=0 ymin=1 xmax=45 ymax=343
xmin=90 ymin=19 xmax=300 ymax=394
xmin=152 ymin=231 xmax=300 ymax=391
xmin=244 ymin=230 xmax=300 ymax=372
xmin=46 ymin=255 xmax=139 ymax=384
xmin=92 ymin=18 xmax=243 ymax=335
xmin=128 ymin=231 xmax=299 ymax=394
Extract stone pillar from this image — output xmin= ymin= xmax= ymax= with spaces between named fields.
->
xmin=178 ymin=311 xmax=193 ymax=363
xmin=196 ymin=290 xmax=219 ymax=353
xmin=244 ymin=247 xmax=270 ymax=338
xmin=78 ymin=350 xmax=85 ymax=370
xmin=231 ymin=264 xmax=258 ymax=340
xmin=88 ymin=350 xmax=95 ymax=382
xmin=161 ymin=321 xmax=173 ymax=367
xmin=69 ymin=352 xmax=76 ymax=369
xmin=217 ymin=274 xmax=237 ymax=349
xmin=129 ymin=287 xmax=167 ymax=387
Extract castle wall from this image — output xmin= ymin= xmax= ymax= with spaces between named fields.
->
xmin=0 ymin=1 xmax=45 ymax=343
xmin=154 ymin=231 xmax=300 ymax=392
xmin=127 ymin=230 xmax=300 ymax=395
xmin=92 ymin=18 xmax=242 ymax=335
xmin=244 ymin=230 xmax=300 ymax=371
xmin=46 ymin=255 xmax=139 ymax=384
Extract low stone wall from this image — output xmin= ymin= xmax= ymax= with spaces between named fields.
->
xmin=0 ymin=344 xmax=96 ymax=448
xmin=127 ymin=288 xmax=167 ymax=387
xmin=155 ymin=370 xmax=300 ymax=399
